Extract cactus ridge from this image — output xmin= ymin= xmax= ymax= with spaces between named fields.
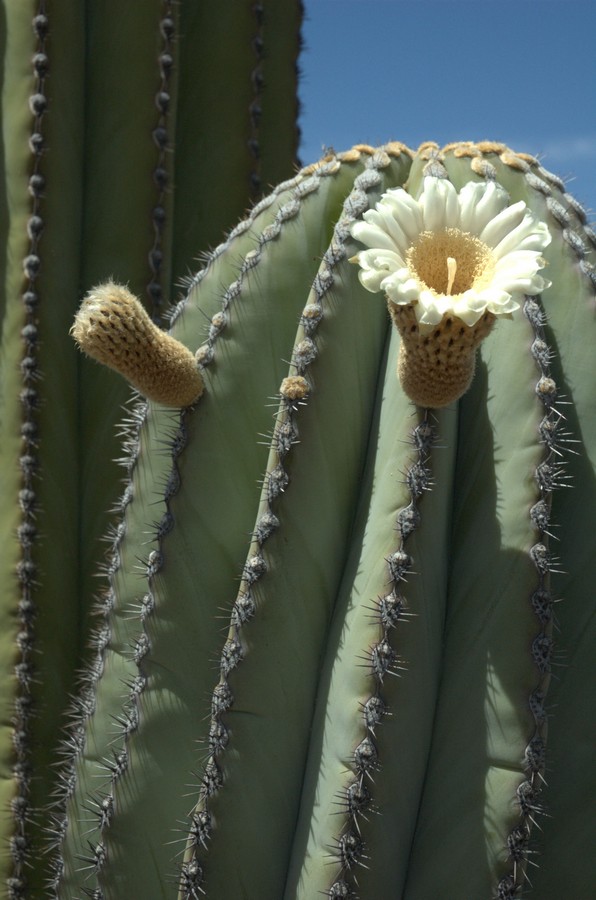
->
xmin=45 ymin=400 xmax=151 ymax=897
xmin=247 ymin=0 xmax=265 ymax=197
xmin=176 ymin=149 xmax=406 ymax=896
xmin=497 ymin=293 xmax=565 ymax=896
xmin=9 ymin=1 xmax=50 ymax=892
xmin=171 ymin=163 xmax=330 ymax=326
xmin=147 ymin=0 xmax=177 ymax=319
xmin=443 ymin=149 xmax=582 ymax=895
xmin=328 ymin=412 xmax=436 ymax=897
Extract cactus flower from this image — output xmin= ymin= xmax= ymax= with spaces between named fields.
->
xmin=350 ymin=177 xmax=552 ymax=406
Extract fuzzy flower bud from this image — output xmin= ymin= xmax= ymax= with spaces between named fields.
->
xmin=71 ymin=281 xmax=204 ymax=407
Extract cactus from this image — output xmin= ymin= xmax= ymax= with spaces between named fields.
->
xmin=36 ymin=139 xmax=592 ymax=898
xmin=0 ymin=1 xmax=302 ymax=895
xmin=1 ymin=12 xmax=595 ymax=897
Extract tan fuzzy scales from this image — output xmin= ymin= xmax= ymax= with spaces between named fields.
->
xmin=71 ymin=282 xmax=204 ymax=407
xmin=389 ymin=304 xmax=495 ymax=408
xmin=280 ymin=375 xmax=309 ymax=401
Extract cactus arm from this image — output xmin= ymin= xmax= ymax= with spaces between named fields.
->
xmin=0 ymin=2 xmax=87 ymax=892
xmin=0 ymin=4 xmax=36 ymax=879
xmin=257 ymin=0 xmax=304 ymax=189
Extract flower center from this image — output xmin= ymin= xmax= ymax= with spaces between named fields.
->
xmin=406 ymin=228 xmax=495 ymax=297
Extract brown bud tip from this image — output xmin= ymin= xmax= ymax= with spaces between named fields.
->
xmin=70 ymin=281 xmax=204 ymax=407
xmin=280 ymin=375 xmax=310 ymax=401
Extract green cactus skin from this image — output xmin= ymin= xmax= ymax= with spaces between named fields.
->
xmin=0 ymin=1 xmax=302 ymax=895
xmin=42 ymin=140 xmax=595 ymax=899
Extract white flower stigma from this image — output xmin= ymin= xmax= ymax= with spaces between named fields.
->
xmin=446 ymin=256 xmax=457 ymax=296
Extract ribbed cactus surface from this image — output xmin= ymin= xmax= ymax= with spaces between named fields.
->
xmin=40 ymin=141 xmax=596 ymax=899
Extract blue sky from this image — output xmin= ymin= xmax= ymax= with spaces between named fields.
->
xmin=298 ymin=0 xmax=596 ymax=218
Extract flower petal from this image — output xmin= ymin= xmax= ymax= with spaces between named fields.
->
xmin=378 ymin=188 xmax=424 ymax=243
xmin=458 ymin=180 xmax=509 ymax=234
xmin=384 ymin=269 xmax=421 ymax=305
xmin=492 ymin=216 xmax=551 ymax=259
xmin=479 ymin=200 xmax=527 ymax=248
xmin=350 ymin=220 xmax=397 ymax=252
xmin=355 ymin=248 xmax=405 ymax=293
xmin=420 ymin=177 xmax=459 ymax=232
xmin=363 ymin=205 xmax=411 ymax=256
xmin=416 ymin=291 xmax=447 ymax=328
xmin=349 ymin=176 xmax=552 ymax=327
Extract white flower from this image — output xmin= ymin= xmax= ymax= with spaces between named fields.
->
xmin=350 ymin=177 xmax=551 ymax=331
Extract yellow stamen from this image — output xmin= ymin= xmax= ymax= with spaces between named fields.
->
xmin=406 ymin=228 xmax=495 ymax=297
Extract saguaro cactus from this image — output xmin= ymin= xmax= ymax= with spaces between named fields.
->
xmin=0 ymin=2 xmax=302 ymax=895
xmin=44 ymin=140 xmax=595 ymax=899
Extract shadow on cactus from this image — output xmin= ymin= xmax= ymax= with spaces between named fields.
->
xmin=56 ymin=141 xmax=596 ymax=899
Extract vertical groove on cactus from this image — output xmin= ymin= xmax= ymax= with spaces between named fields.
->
xmin=8 ymin=3 xmax=49 ymax=894
xmin=254 ymin=0 xmax=303 ymax=188
xmin=492 ymin=151 xmax=595 ymax=897
xmin=148 ymin=1 xmax=177 ymax=320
